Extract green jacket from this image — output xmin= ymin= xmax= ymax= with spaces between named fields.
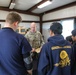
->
xmin=25 ymin=31 xmax=44 ymax=49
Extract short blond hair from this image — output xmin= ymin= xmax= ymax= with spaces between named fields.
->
xmin=6 ymin=12 xmax=22 ymax=24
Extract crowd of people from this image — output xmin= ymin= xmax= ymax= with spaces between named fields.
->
xmin=0 ymin=12 xmax=76 ymax=75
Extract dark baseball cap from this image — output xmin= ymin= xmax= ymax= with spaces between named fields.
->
xmin=50 ymin=22 xmax=63 ymax=34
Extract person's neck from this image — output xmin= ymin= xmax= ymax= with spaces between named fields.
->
xmin=50 ymin=33 xmax=55 ymax=37
xmin=4 ymin=23 xmax=14 ymax=31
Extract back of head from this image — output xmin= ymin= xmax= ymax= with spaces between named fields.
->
xmin=50 ymin=22 xmax=62 ymax=35
xmin=66 ymin=35 xmax=73 ymax=44
xmin=71 ymin=29 xmax=76 ymax=36
xmin=6 ymin=12 xmax=22 ymax=24
xmin=66 ymin=36 xmax=72 ymax=41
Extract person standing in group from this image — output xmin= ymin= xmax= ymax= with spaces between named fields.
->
xmin=38 ymin=22 xmax=74 ymax=75
xmin=71 ymin=29 xmax=76 ymax=75
xmin=0 ymin=12 xmax=32 ymax=75
xmin=25 ymin=22 xmax=44 ymax=75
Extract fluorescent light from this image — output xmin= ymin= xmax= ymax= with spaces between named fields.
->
xmin=38 ymin=1 xmax=52 ymax=8
xmin=9 ymin=3 xmax=15 ymax=9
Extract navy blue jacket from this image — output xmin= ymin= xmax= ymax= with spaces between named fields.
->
xmin=0 ymin=28 xmax=32 ymax=75
xmin=38 ymin=35 xmax=73 ymax=75
xmin=72 ymin=42 xmax=76 ymax=75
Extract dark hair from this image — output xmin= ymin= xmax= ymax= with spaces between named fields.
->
xmin=50 ymin=22 xmax=62 ymax=34
xmin=6 ymin=11 xmax=22 ymax=24
xmin=66 ymin=35 xmax=73 ymax=44
xmin=71 ymin=29 xmax=76 ymax=36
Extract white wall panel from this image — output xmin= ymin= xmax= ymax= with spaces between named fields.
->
xmin=42 ymin=22 xmax=52 ymax=42
xmin=20 ymin=14 xmax=39 ymax=21
xmin=43 ymin=6 xmax=76 ymax=21
xmin=0 ymin=10 xmax=40 ymax=31
xmin=0 ymin=22 xmax=40 ymax=31
xmin=0 ymin=10 xmax=40 ymax=37
xmin=0 ymin=10 xmax=39 ymax=21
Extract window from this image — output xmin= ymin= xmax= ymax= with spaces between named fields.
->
xmin=61 ymin=19 xmax=74 ymax=39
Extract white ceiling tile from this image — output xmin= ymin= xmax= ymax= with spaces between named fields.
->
xmin=0 ymin=0 xmax=75 ymax=13
xmin=32 ymin=0 xmax=76 ymax=13
xmin=14 ymin=0 xmax=42 ymax=10
xmin=0 ymin=0 xmax=10 ymax=7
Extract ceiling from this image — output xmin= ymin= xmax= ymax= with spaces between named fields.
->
xmin=0 ymin=0 xmax=76 ymax=16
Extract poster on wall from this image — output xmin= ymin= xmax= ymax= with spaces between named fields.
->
xmin=16 ymin=26 xmax=31 ymax=36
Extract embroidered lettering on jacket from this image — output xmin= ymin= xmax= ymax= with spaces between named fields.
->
xmin=51 ymin=46 xmax=71 ymax=50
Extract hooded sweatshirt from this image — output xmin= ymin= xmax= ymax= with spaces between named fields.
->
xmin=38 ymin=35 xmax=73 ymax=75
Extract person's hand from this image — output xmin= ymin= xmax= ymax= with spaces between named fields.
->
xmin=27 ymin=70 xmax=32 ymax=75
xmin=31 ymin=48 xmax=35 ymax=52
xmin=35 ymin=48 xmax=41 ymax=53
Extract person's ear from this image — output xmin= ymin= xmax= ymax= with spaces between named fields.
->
xmin=50 ymin=30 xmax=52 ymax=36
xmin=50 ymin=30 xmax=54 ymax=36
xmin=14 ymin=21 xmax=19 ymax=26
xmin=73 ymin=36 xmax=76 ymax=38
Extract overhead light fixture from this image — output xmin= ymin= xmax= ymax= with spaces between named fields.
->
xmin=9 ymin=0 xmax=15 ymax=9
xmin=38 ymin=0 xmax=52 ymax=9
xmin=9 ymin=3 xmax=15 ymax=9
